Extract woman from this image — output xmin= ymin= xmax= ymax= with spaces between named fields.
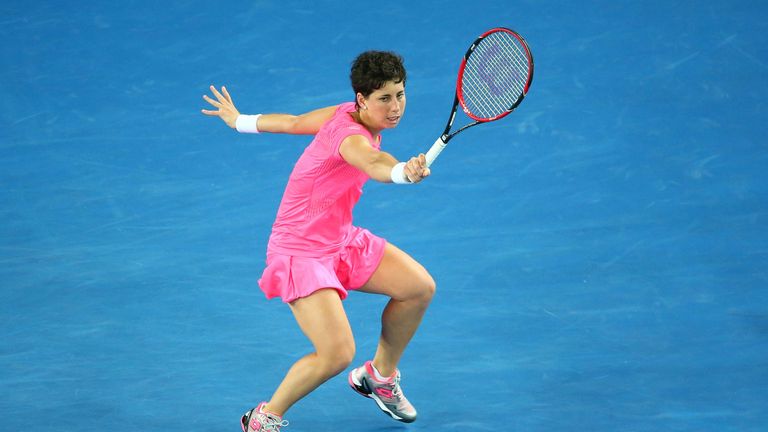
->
xmin=202 ymin=51 xmax=435 ymax=432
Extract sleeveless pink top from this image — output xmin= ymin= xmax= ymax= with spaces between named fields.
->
xmin=266 ymin=102 xmax=380 ymax=257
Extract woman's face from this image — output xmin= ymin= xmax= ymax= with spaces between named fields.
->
xmin=359 ymin=80 xmax=406 ymax=130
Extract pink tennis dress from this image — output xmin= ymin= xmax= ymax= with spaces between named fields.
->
xmin=258 ymin=102 xmax=387 ymax=303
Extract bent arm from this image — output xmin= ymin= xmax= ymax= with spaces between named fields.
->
xmin=339 ymin=135 xmax=399 ymax=183
xmin=339 ymin=135 xmax=430 ymax=183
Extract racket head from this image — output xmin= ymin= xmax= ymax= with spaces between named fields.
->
xmin=456 ymin=27 xmax=534 ymax=122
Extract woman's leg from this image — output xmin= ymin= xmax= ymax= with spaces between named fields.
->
xmin=357 ymin=242 xmax=436 ymax=376
xmin=264 ymin=288 xmax=355 ymax=416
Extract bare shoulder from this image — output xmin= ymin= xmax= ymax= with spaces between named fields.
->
xmin=339 ymin=133 xmax=375 ymax=160
xmin=304 ymin=105 xmax=340 ymax=122
xmin=291 ymin=105 xmax=341 ymax=134
xmin=339 ymin=133 xmax=373 ymax=151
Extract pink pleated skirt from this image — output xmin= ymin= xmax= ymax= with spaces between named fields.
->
xmin=258 ymin=227 xmax=386 ymax=303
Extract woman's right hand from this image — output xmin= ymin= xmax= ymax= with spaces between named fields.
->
xmin=201 ymin=85 xmax=240 ymax=129
xmin=404 ymin=154 xmax=430 ymax=183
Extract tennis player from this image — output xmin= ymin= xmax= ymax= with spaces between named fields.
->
xmin=202 ymin=51 xmax=435 ymax=431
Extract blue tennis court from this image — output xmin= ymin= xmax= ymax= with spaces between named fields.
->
xmin=2 ymin=1 xmax=766 ymax=431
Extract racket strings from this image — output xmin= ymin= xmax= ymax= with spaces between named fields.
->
xmin=468 ymin=33 xmax=529 ymax=100
xmin=461 ymin=31 xmax=531 ymax=120
xmin=464 ymin=35 xmax=528 ymax=115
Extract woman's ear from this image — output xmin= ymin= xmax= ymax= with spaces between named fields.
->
xmin=356 ymin=92 xmax=367 ymax=110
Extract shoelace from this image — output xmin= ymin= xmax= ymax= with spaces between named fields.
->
xmin=260 ymin=413 xmax=289 ymax=431
xmin=392 ymin=375 xmax=403 ymax=398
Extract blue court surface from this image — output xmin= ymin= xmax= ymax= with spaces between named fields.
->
xmin=2 ymin=1 xmax=767 ymax=431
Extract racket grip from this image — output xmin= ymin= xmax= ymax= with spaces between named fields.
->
xmin=425 ymin=136 xmax=447 ymax=168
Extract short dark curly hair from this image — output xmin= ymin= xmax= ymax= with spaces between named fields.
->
xmin=350 ymin=51 xmax=407 ymax=100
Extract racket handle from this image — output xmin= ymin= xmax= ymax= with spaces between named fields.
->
xmin=425 ymin=136 xmax=447 ymax=168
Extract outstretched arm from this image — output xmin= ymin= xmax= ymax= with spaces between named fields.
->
xmin=201 ymin=85 xmax=336 ymax=135
xmin=255 ymin=106 xmax=338 ymax=135
xmin=339 ymin=135 xmax=430 ymax=184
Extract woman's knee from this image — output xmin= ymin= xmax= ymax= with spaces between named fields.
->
xmin=419 ymin=273 xmax=436 ymax=303
xmin=400 ymin=271 xmax=437 ymax=306
xmin=317 ymin=338 xmax=356 ymax=376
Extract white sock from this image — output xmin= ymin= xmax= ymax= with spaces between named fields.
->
xmin=370 ymin=362 xmax=394 ymax=381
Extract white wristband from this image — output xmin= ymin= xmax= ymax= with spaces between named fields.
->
xmin=390 ymin=162 xmax=412 ymax=184
xmin=236 ymin=114 xmax=261 ymax=133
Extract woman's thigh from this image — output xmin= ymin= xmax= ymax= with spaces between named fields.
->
xmin=358 ymin=242 xmax=436 ymax=301
xmin=289 ymin=288 xmax=355 ymax=357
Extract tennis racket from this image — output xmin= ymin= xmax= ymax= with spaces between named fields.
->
xmin=425 ymin=27 xmax=534 ymax=167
